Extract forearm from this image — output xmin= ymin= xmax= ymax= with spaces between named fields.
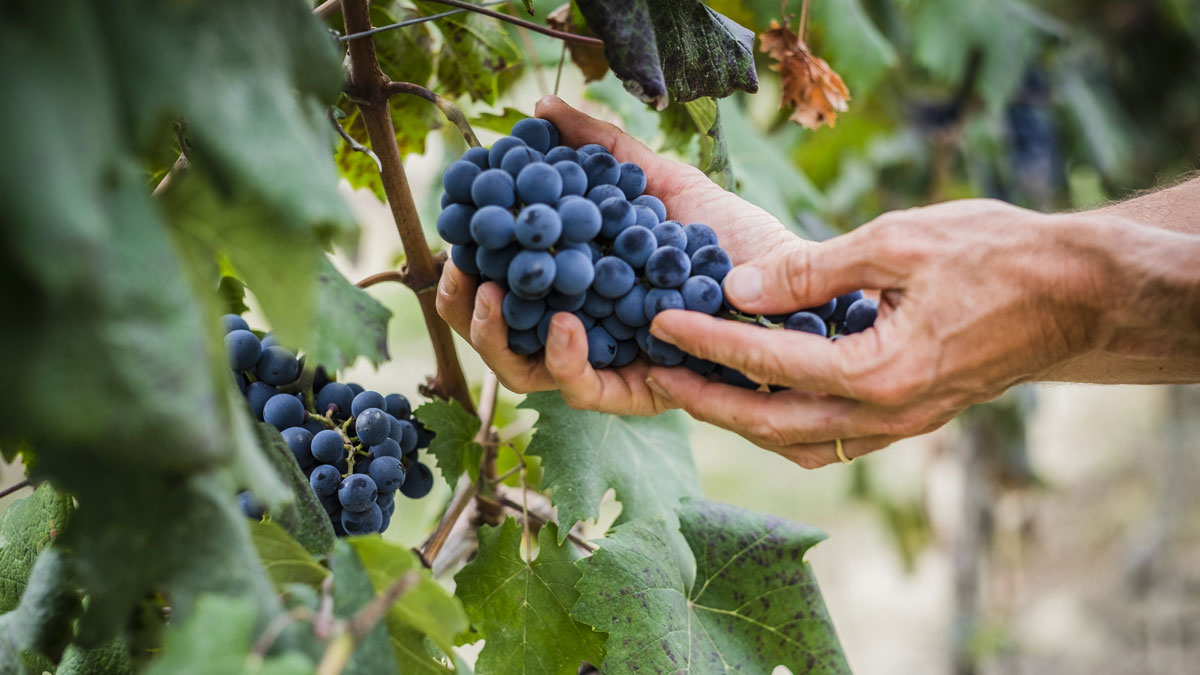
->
xmin=1041 ymin=212 xmax=1200 ymax=384
xmin=1093 ymin=176 xmax=1200 ymax=235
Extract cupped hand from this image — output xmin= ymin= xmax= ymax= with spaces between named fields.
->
xmin=437 ymin=95 xmax=803 ymax=414
xmin=645 ymin=199 xmax=1122 ymax=467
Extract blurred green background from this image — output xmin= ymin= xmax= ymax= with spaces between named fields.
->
xmin=8 ymin=0 xmax=1196 ymax=672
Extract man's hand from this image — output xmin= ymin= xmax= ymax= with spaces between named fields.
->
xmin=437 ymin=95 xmax=801 ymax=414
xmin=644 ymin=199 xmax=1200 ymax=468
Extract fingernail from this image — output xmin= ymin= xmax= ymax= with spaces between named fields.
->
xmin=474 ymin=295 xmax=491 ymax=322
xmin=724 ymin=267 xmax=762 ymax=303
xmin=645 ymin=376 xmax=674 ymax=404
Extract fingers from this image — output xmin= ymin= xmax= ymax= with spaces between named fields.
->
xmin=455 ymin=280 xmax=555 ymax=394
xmin=436 ymin=261 xmax=477 ymax=340
xmin=543 ymin=313 xmax=673 ymax=416
xmin=773 ymin=435 xmax=898 ymax=469
xmin=650 ymin=310 xmax=891 ymax=399
xmin=721 ymin=227 xmax=907 ymax=315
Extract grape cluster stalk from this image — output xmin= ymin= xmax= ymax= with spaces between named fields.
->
xmin=222 ymin=315 xmax=436 ymax=535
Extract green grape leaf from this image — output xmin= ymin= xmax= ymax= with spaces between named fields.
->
xmin=576 ymin=0 xmax=757 ymax=109
xmin=311 ymin=256 xmax=393 ymax=369
xmin=414 ymin=399 xmax=483 ymax=487
xmin=414 ymin=1 xmax=522 ymax=105
xmin=248 ymin=520 xmax=330 ymax=590
xmin=518 ymin=392 xmax=701 ymax=542
xmin=573 ymin=499 xmax=849 ymax=674
xmin=455 ymin=519 xmax=604 ymax=675
xmin=57 ymin=637 xmax=134 ymax=675
xmin=0 ymin=548 xmax=82 ymax=669
xmin=251 ymin=421 xmax=337 ymax=556
xmin=349 ymin=538 xmax=469 ymax=673
xmin=810 ymin=0 xmax=897 ymax=97
xmin=217 ymin=275 xmax=251 ymax=316
xmin=142 ymin=594 xmax=313 ymax=675
xmin=0 ymin=484 xmax=74 ymax=612
xmin=469 ymin=107 xmax=530 ymax=135
xmin=330 ymin=540 xmax=402 ymax=675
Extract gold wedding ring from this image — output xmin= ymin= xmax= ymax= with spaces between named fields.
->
xmin=835 ymin=438 xmax=852 ymax=464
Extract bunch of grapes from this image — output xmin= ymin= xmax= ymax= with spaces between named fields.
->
xmin=222 ymin=314 xmax=435 ymax=536
xmin=438 ymin=118 xmax=877 ymax=388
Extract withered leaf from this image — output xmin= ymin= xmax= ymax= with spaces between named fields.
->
xmin=760 ymin=18 xmax=850 ymax=129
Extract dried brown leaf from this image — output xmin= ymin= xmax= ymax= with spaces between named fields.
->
xmin=760 ymin=18 xmax=850 ymax=129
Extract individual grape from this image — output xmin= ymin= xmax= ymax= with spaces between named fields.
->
xmin=719 ymin=367 xmax=758 ymax=390
xmin=684 ymin=355 xmax=717 ymax=376
xmin=631 ymin=194 xmax=666 ymax=222
xmin=535 ymin=312 xmax=556 ymax=345
xmin=832 ymin=290 xmax=864 ymax=321
xmin=246 ymin=381 xmax=278 ymax=421
xmin=843 ymin=298 xmax=878 ymax=333
xmin=645 ymin=246 xmax=691 ymax=288
xmin=222 ymin=314 xmax=250 ymax=334
xmin=545 ymin=146 xmax=579 ymax=164
xmin=347 ymin=383 xmax=365 ymax=396
xmin=487 ymin=136 xmax=526 ymax=168
xmin=282 ymin=426 xmax=315 ymax=468
xmin=233 ymin=371 xmax=247 ymax=393
xmin=225 ymin=329 xmax=262 ymax=371
xmin=690 ymin=245 xmax=732 ymax=282
xmin=576 ymin=143 xmax=609 ymax=158
xmin=355 ymin=408 xmax=390 ymax=446
xmin=804 ymin=298 xmax=838 ymax=320
xmin=553 ymin=161 xmax=588 ymax=197
xmin=451 ymin=244 xmax=481 ymax=276
xmin=514 ymin=204 xmax=563 ymax=250
xmin=583 ymin=152 xmax=620 ymax=188
xmin=370 ymin=437 xmax=402 ymax=461
xmin=508 ymin=250 xmax=556 ymax=300
xmin=440 ymin=192 xmax=454 ymax=208
xmin=553 ymin=249 xmax=595 ymax=295
xmin=502 ymin=293 xmax=546 ymax=331
xmin=681 ymin=275 xmax=723 ymax=315
xmin=384 ymin=393 xmax=411 ymax=420
xmin=342 ymin=503 xmax=383 ymax=535
xmin=546 ymin=291 xmax=586 ymax=311
xmin=557 ymin=197 xmax=602 ymax=242
xmin=574 ymin=311 xmax=597 ymax=331
xmin=379 ymin=509 xmax=392 ymax=534
xmin=592 ymin=256 xmax=635 ymax=298
xmin=309 ymin=464 xmax=341 ymax=497
xmin=351 ymin=391 xmax=386 ymax=417
xmin=645 ymin=334 xmax=685 ymax=366
xmin=616 ymin=162 xmax=646 ymax=199
xmin=635 ymin=325 xmax=651 ymax=352
xmin=312 ymin=429 xmax=346 ymax=464
xmin=477 ymin=244 xmax=520 ymax=282
xmin=585 ymin=326 xmax=618 ymax=368
xmin=436 ymin=203 xmax=475 ymax=245
xmin=264 ymin=393 xmax=305 ymax=430
xmin=582 ymin=290 xmax=614 ymax=318
xmin=392 ymin=419 xmax=417 ymax=454
xmin=469 ymin=205 xmax=516 ymax=250
xmin=586 ymin=184 xmax=625 ymax=206
xmin=399 ymin=462 xmax=435 ymax=499
xmin=602 ymin=315 xmax=636 ymax=340
xmin=462 ymin=146 xmax=490 ymax=170
xmin=587 ymin=241 xmax=602 ymax=262
xmin=238 ymin=492 xmax=265 ymax=520
xmin=643 ymin=288 xmax=684 ymax=320
xmin=368 ymin=455 xmax=407 ymax=493
xmin=612 ymin=225 xmax=656 ymax=268
xmin=317 ymin=382 xmax=354 ymax=420
xmin=632 ymin=204 xmax=660 ymax=229
xmin=614 ymin=285 xmax=648 ymax=326
xmin=508 ymin=328 xmax=542 ymax=355
xmin=612 ymin=339 xmax=639 ymax=368
xmin=516 ymin=162 xmax=564 ymax=205
xmin=442 ymin=160 xmax=481 ymax=203
xmin=470 ymin=168 xmax=516 ymax=208
xmin=413 ymin=418 xmax=434 ymax=449
xmin=500 ymin=146 xmax=542 ymax=178
xmin=313 ymin=366 xmax=330 ymax=393
xmin=683 ymin=223 xmax=718 ymax=256
xmin=261 ymin=333 xmax=281 ymax=350
xmin=511 ymin=117 xmax=553 ymax=152
xmin=256 ymin=346 xmax=300 ymax=385
xmin=651 ymin=221 xmax=687 ymax=250
xmin=595 ymin=199 xmax=635 ymax=238
xmin=784 ymin=311 xmax=827 ymax=336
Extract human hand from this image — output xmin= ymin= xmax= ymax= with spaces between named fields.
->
xmin=437 ymin=95 xmax=803 ymax=414
xmin=645 ymin=199 xmax=1128 ymax=467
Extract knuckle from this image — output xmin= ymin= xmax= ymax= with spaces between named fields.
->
xmin=783 ymin=247 xmax=814 ymax=305
xmin=746 ymin=419 xmax=795 ymax=448
xmin=791 ymin=451 xmax=827 ymax=470
xmin=863 ymin=376 xmax=918 ymax=408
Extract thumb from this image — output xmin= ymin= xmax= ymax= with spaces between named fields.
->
xmin=722 ymin=227 xmax=901 ymax=314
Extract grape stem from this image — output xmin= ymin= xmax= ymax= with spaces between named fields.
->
xmin=342 ymin=0 xmax=476 ymax=416
xmin=313 ymin=0 xmax=341 ymax=21
xmin=384 ymin=82 xmax=481 ymax=149
xmin=355 ymin=270 xmax=408 ymax=289
xmin=0 ymin=479 xmax=32 ymax=500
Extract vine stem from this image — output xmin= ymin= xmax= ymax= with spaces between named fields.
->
xmin=420 ymin=476 xmax=476 ymax=567
xmin=342 ymin=0 xmax=475 ymax=415
xmin=420 ymin=0 xmax=603 ymax=46
xmin=0 ymin=479 xmax=32 ymax=500
xmin=356 ymin=270 xmax=409 ymax=289
xmin=384 ymin=82 xmax=480 ymax=148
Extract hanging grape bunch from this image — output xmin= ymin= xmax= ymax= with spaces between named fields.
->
xmin=221 ymin=314 xmax=436 ymax=536
xmin=438 ymin=118 xmax=877 ymax=388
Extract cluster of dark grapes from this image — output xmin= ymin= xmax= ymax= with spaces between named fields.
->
xmin=222 ymin=314 xmax=435 ymax=536
xmin=437 ymin=118 xmax=877 ymax=389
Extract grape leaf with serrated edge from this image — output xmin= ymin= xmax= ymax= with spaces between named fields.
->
xmin=414 ymin=399 xmax=483 ymax=487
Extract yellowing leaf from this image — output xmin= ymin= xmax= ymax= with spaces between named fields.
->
xmin=760 ymin=18 xmax=850 ymax=129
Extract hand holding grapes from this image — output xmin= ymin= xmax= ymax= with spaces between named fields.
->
xmin=645 ymin=197 xmax=1200 ymax=467
xmin=437 ymin=95 xmax=801 ymax=415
